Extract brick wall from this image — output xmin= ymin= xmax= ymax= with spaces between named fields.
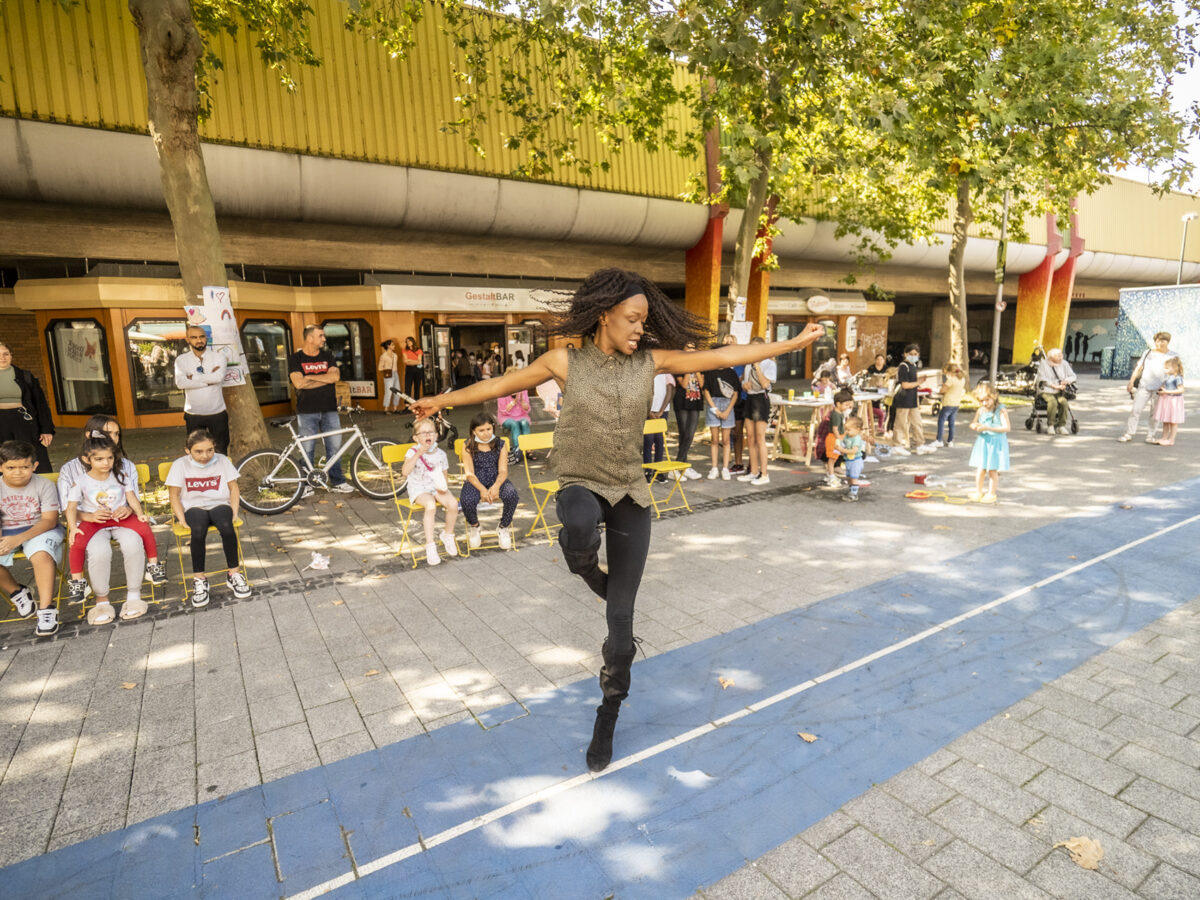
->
xmin=0 ymin=311 xmax=43 ymax=372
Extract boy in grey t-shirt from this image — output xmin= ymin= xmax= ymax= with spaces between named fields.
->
xmin=0 ymin=440 xmax=65 ymax=636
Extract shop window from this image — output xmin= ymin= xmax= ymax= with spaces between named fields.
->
xmin=126 ymin=319 xmax=189 ymax=414
xmin=811 ymin=319 xmax=838 ymax=372
xmin=321 ymin=319 xmax=374 ymax=384
xmin=242 ymin=320 xmax=292 ymax=405
xmin=772 ymin=322 xmax=808 ymax=380
xmin=45 ymin=319 xmax=117 ymax=416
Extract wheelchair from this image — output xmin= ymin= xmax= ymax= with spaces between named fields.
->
xmin=1026 ymin=389 xmax=1079 ymax=434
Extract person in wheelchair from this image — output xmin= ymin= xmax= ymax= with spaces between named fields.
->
xmin=1036 ymin=348 xmax=1078 ymax=435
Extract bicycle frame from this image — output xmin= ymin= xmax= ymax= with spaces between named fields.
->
xmin=261 ymin=421 xmax=386 ymax=484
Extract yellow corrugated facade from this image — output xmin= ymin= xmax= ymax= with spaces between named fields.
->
xmin=0 ymin=0 xmax=701 ymax=198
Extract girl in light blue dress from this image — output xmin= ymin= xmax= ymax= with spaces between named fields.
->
xmin=968 ymin=383 xmax=1010 ymax=502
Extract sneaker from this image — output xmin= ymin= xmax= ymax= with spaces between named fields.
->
xmin=915 ymin=444 xmax=935 ymax=455
xmin=228 ymin=571 xmax=252 ymax=600
xmin=1117 ymin=434 xmax=1132 ymax=442
xmin=35 ymin=607 xmax=58 ymax=637
xmin=968 ymin=491 xmax=983 ymax=502
xmin=330 ymin=482 xmax=355 ymax=493
xmin=931 ymin=440 xmax=944 ymax=448
xmin=684 ymin=467 xmax=702 ymax=480
xmin=667 ymin=470 xmax=683 ymax=481
xmin=440 ymin=532 xmax=459 ymax=558
xmin=720 ymin=467 xmax=731 ymax=480
xmin=891 ymin=446 xmax=912 ymax=457
xmin=191 ymin=576 xmax=210 ymax=608
xmin=707 ymin=466 xmax=720 ymax=480
xmin=864 ymin=455 xmax=880 ymax=463
xmin=824 ymin=474 xmax=841 ymax=487
xmin=981 ymin=493 xmax=997 ymax=503
xmin=944 ymin=442 xmax=954 ymax=448
xmin=842 ymin=492 xmax=859 ymax=502
xmin=145 ymin=562 xmax=168 ymax=586
xmin=10 ymin=585 xmax=34 ymax=618
xmin=468 ymin=525 xmax=482 ymax=549
xmin=851 ymin=478 xmax=871 ymax=487
xmin=1144 ymin=438 xmax=1158 ymax=445
xmin=301 ymin=486 xmax=315 ymax=498
xmin=736 ymin=471 xmax=756 ymax=482
xmin=1057 ymin=426 xmax=1069 ymax=435
xmin=425 ymin=543 xmax=441 ymax=566
xmin=498 ymin=527 xmax=513 ymax=550
xmin=67 ymin=578 xmax=88 ymax=602
xmin=750 ymin=474 xmax=770 ymax=486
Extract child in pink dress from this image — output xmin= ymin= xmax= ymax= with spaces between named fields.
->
xmin=1154 ymin=357 xmax=1185 ymax=446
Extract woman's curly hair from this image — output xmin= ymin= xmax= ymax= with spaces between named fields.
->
xmin=545 ymin=268 xmax=712 ymax=350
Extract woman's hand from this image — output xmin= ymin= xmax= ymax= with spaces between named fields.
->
xmin=408 ymin=395 xmax=443 ymax=420
xmin=39 ymin=434 xmax=53 ymax=447
xmin=787 ymin=324 xmax=825 ymax=349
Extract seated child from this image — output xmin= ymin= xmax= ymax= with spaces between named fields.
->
xmin=402 ymin=418 xmax=459 ymax=566
xmin=823 ymin=391 xmax=855 ymax=487
xmin=459 ymin=413 xmax=520 ymax=550
xmin=166 ymin=428 xmax=252 ymax=608
xmin=837 ymin=416 xmax=870 ymax=501
xmin=65 ymin=436 xmax=164 ymax=623
xmin=0 ymin=440 xmax=66 ymax=636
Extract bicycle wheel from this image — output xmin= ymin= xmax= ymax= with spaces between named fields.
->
xmin=351 ymin=440 xmax=400 ymax=500
xmin=237 ymin=450 xmax=304 ymax=515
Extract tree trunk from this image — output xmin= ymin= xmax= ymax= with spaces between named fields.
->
xmin=727 ymin=153 xmax=772 ymax=322
xmin=946 ymin=176 xmax=972 ymax=382
xmin=129 ymin=0 xmax=269 ymax=459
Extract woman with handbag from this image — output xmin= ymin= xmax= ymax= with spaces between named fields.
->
xmin=378 ymin=340 xmax=402 ymax=413
xmin=402 ymin=337 xmax=425 ymax=399
xmin=1120 ymin=332 xmax=1178 ymax=443
xmin=1035 ymin=348 xmax=1077 ymax=435
xmin=0 ymin=342 xmax=55 ymax=472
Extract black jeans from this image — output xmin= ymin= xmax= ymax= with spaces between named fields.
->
xmin=184 ymin=411 xmax=230 ymax=455
xmin=555 ymin=485 xmax=652 ymax=655
xmin=184 ymin=505 xmax=239 ymax=572
xmin=674 ymin=408 xmax=700 ymax=465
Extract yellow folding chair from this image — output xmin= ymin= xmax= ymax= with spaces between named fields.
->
xmin=641 ymin=418 xmax=692 ymax=517
xmin=453 ymin=437 xmax=517 ymax=556
xmin=381 ymin=443 xmax=460 ymax=567
xmin=517 ymin=431 xmax=559 ymax=544
xmin=157 ymin=461 xmax=248 ymax=604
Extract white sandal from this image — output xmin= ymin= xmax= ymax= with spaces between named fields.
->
xmin=87 ymin=601 xmax=115 ymax=626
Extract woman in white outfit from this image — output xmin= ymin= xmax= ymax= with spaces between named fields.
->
xmin=1120 ymin=332 xmax=1178 ymax=443
xmin=378 ymin=340 xmax=402 ymax=413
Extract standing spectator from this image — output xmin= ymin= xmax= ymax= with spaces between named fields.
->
xmin=672 ymin=343 xmax=704 ymax=480
xmin=1035 ymin=348 xmax=1077 ymax=435
xmin=968 ymin=383 xmax=1010 ymax=502
xmin=174 ymin=325 xmax=230 ymax=453
xmin=453 ymin=350 xmax=474 ymax=388
xmin=512 ymin=350 xmax=527 ymax=369
xmin=739 ymin=337 xmax=775 ymax=485
xmin=0 ymin=341 xmax=54 ymax=473
xmin=934 ymin=363 xmax=966 ymax=447
xmin=892 ymin=343 xmax=928 ymax=456
xmin=1153 ymin=357 xmax=1185 ymax=446
xmin=703 ymin=352 xmax=738 ymax=479
xmin=643 ymin=370 xmax=674 ymax=481
xmin=288 ymin=325 xmax=354 ymax=496
xmin=1120 ymin=332 xmax=1178 ymax=443
xmin=402 ymin=337 xmax=424 ymax=399
xmin=378 ymin=339 xmax=402 ymax=413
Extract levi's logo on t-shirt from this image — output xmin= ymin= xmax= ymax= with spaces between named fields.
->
xmin=300 ymin=360 xmax=330 ymax=375
xmin=185 ymin=476 xmax=222 ymax=492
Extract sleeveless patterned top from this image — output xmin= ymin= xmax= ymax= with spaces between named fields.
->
xmin=552 ymin=340 xmax=656 ymax=507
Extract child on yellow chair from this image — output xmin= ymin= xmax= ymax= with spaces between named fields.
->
xmin=401 ymin=418 xmax=459 ymax=566
xmin=0 ymin=440 xmax=65 ymax=636
xmin=460 ymin=413 xmax=519 ymax=550
xmin=166 ymin=429 xmax=251 ymax=607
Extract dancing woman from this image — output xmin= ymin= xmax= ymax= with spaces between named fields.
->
xmin=410 ymin=268 xmax=823 ymax=771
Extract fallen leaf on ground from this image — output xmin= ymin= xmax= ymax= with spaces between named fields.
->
xmin=718 ymin=677 xmax=735 ymax=689
xmin=318 ymin=500 xmax=329 ymax=505
xmin=1054 ymin=836 xmax=1103 ymax=870
xmin=901 ymin=593 xmax=911 ymax=598
xmin=933 ymin=525 xmax=951 ymax=530
xmin=797 ymin=732 xmax=818 ymax=743
xmin=332 ymin=599 xmax=344 ymax=606
xmin=364 ymin=669 xmax=380 ymax=677
xmin=121 ymin=682 xmax=137 ymax=690
xmin=922 ymin=839 xmax=936 ymax=846
xmin=1068 ymin=555 xmax=1077 ymax=560
xmin=1119 ymin=504 xmax=1133 ymax=509
xmin=335 ymin=503 xmax=345 ymax=509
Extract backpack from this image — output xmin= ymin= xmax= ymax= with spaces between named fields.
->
xmin=813 ymin=412 xmax=833 ymax=461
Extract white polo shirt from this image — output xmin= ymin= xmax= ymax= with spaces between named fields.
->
xmin=174 ymin=348 xmax=227 ymax=415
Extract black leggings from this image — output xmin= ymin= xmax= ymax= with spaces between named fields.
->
xmin=184 ymin=505 xmax=239 ymax=572
xmin=404 ymin=366 xmax=423 ymax=397
xmin=556 ymin=485 xmax=652 ymax=655
xmin=674 ymin=408 xmax=700 ymax=465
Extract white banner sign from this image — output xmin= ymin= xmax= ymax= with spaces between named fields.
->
xmin=380 ymin=285 xmax=569 ymax=313
xmin=182 ymin=286 xmax=250 ymax=386
xmin=346 ymin=380 xmax=376 ymax=398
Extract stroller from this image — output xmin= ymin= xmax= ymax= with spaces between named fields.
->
xmin=1025 ymin=388 xmax=1079 ymax=434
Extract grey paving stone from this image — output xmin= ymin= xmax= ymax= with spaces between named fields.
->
xmin=821 ymin=826 xmax=944 ymax=899
xmin=1103 ymin=714 xmax=1200 ymax=768
xmin=1090 ymin=666 xmax=1187 ymax=709
xmin=254 ymin=721 xmax=317 ymax=775
xmin=1098 ymin=689 xmax=1199 ymax=736
xmin=1025 ymin=707 xmax=1126 ymax=759
xmin=883 ymin=767 xmax=959 ymax=816
xmin=935 ymin=759 xmax=1045 ymax=825
xmin=197 ymin=748 xmax=261 ymax=801
xmin=1050 ymin=671 xmax=1113 ymax=703
xmin=844 ymin=786 xmax=953 ymax=862
xmin=698 ymin=864 xmax=790 ymax=900
xmin=1137 ymin=862 xmax=1200 ymax=899
xmin=0 ymin=803 xmax=57 ymax=867
xmin=1023 ymin=736 xmax=1135 ymax=796
xmin=1023 ymin=685 xmax=1119 ymax=730
xmin=1127 ymin=817 xmax=1200 ymax=880
xmin=799 ymin=810 xmax=856 ymax=850
xmin=317 ymin=730 xmax=374 ymax=766
xmin=1110 ymin=743 xmax=1200 ymax=803
xmin=975 ymin=711 xmax=1045 ymax=752
xmin=46 ymin=816 xmax=126 ymax=854
xmin=1024 ymin=805 xmax=1157 ymax=891
xmin=1118 ymin=778 xmax=1200 ymax=834
xmin=249 ymin=690 xmax=306 ymax=735
xmin=751 ymin=835 xmax=838 ymax=896
xmin=1026 ymin=770 xmax=1145 ymax=838
xmin=914 ymin=748 xmax=958 ymax=776
xmin=198 ymin=715 xmax=254 ymax=763
xmin=930 ymin=796 xmax=1049 ymax=874
xmin=130 ymin=742 xmax=196 ymax=801
xmin=947 ymin=731 xmax=1045 ymax=786
xmin=305 ymin=698 xmax=364 ymax=745
xmin=293 ymin=673 xmax=351 ymax=709
xmin=1093 ymin=649 xmax=1173 ymax=685
xmin=1027 ymin=850 xmax=1139 ymax=900
xmin=804 ymin=872 xmax=878 ymax=899
xmin=923 ymin=839 xmax=1052 ymax=900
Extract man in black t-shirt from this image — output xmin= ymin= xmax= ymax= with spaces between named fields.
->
xmin=892 ymin=342 xmax=928 ymax=455
xmin=288 ymin=325 xmax=353 ymax=495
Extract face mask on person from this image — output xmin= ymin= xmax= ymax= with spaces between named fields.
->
xmin=906 ymin=353 xmax=919 ymax=364
xmin=192 ymin=454 xmax=218 ymax=468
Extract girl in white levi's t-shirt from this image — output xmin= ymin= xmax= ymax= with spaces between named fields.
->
xmin=165 ymin=429 xmax=250 ymax=608
xmin=401 ymin=419 xmax=459 ymax=566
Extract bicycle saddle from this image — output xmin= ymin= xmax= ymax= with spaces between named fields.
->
xmin=269 ymin=416 xmax=296 ymax=428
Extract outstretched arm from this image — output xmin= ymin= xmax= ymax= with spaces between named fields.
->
xmin=653 ymin=324 xmax=824 ymax=375
xmin=409 ymin=349 xmax=568 ymax=418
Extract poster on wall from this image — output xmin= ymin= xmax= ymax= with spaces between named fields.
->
xmin=54 ymin=324 xmax=106 ymax=382
xmin=184 ymin=286 xmax=249 ymax=386
xmin=1063 ymin=317 xmax=1117 ymax=363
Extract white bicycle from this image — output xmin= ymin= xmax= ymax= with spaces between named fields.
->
xmin=236 ymin=407 xmax=398 ymax=515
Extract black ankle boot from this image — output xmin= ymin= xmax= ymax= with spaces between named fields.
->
xmin=560 ymin=541 xmax=608 ymax=600
xmin=586 ymin=640 xmax=636 ymax=772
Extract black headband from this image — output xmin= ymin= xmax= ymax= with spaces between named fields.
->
xmin=622 ymin=280 xmax=644 ymax=301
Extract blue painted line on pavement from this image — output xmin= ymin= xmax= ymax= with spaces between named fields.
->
xmin=2 ymin=477 xmax=1198 ymax=898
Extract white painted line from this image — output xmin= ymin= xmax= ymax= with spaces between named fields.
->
xmin=286 ymin=509 xmax=1200 ymax=898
